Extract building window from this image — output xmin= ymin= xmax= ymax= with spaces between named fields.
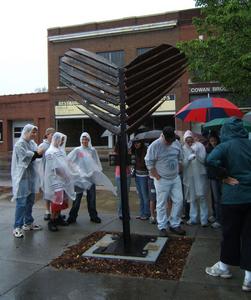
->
xmin=137 ymin=47 xmax=153 ymax=56
xmin=96 ymin=50 xmax=125 ymax=67
xmin=0 ymin=121 xmax=2 ymax=142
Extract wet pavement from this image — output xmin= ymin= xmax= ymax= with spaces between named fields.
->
xmin=0 ymin=192 xmax=250 ymax=299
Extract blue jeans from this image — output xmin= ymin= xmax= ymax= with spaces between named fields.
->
xmin=135 ymin=175 xmax=150 ymax=218
xmin=14 ymin=193 xmax=35 ymax=228
xmin=154 ymin=175 xmax=183 ymax=230
xmin=68 ymin=184 xmax=98 ymax=220
xmin=115 ymin=176 xmax=131 ymax=217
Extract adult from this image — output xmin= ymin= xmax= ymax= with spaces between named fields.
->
xmin=182 ymin=130 xmax=209 ymax=227
xmin=12 ymin=124 xmax=43 ymax=238
xmin=206 ymin=132 xmax=222 ymax=228
xmin=38 ymin=127 xmax=55 ymax=221
xmin=145 ymin=126 xmax=185 ymax=236
xmin=205 ymin=117 xmax=251 ymax=292
xmin=131 ymin=140 xmax=150 ymax=220
xmin=67 ymin=132 xmax=115 ymax=224
xmin=44 ymin=132 xmax=77 ymax=231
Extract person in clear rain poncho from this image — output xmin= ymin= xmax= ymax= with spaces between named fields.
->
xmin=67 ymin=132 xmax=116 ymax=224
xmin=44 ymin=132 xmax=90 ymax=232
xmin=11 ymin=124 xmax=43 ymax=238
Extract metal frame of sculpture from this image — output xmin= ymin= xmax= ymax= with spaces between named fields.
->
xmin=59 ymin=44 xmax=187 ymax=256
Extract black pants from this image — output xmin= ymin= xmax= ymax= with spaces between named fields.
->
xmin=220 ymin=203 xmax=251 ymax=271
xmin=68 ymin=184 xmax=98 ymax=221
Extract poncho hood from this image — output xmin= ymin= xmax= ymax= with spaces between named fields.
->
xmin=220 ymin=117 xmax=248 ymax=142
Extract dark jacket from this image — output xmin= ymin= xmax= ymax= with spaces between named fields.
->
xmin=206 ymin=117 xmax=251 ymax=204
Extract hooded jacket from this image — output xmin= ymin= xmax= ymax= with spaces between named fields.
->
xmin=206 ymin=117 xmax=251 ymax=204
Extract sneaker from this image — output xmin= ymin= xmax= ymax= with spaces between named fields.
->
xmin=140 ymin=216 xmax=149 ymax=221
xmin=242 ymin=279 xmax=251 ymax=292
xmin=208 ymin=216 xmax=216 ymax=223
xmin=186 ymin=220 xmax=198 ymax=225
xmin=22 ymin=224 xmax=42 ymax=231
xmin=90 ymin=216 xmax=101 ymax=223
xmin=211 ymin=222 xmax=221 ymax=229
xmin=44 ymin=213 xmax=51 ymax=221
xmin=66 ymin=218 xmax=76 ymax=224
xmin=55 ymin=218 xmax=69 ymax=226
xmin=201 ymin=223 xmax=210 ymax=227
xmin=205 ymin=262 xmax=232 ymax=278
xmin=13 ymin=227 xmax=24 ymax=238
xmin=149 ymin=216 xmax=157 ymax=224
xmin=159 ymin=228 xmax=169 ymax=237
xmin=170 ymin=226 xmax=186 ymax=236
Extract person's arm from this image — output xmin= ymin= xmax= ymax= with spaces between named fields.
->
xmin=206 ymin=144 xmax=228 ymax=179
xmin=145 ymin=143 xmax=160 ymax=180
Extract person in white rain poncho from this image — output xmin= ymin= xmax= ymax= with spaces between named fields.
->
xmin=67 ymin=132 xmax=116 ymax=224
xmin=11 ymin=124 xmax=43 ymax=238
xmin=44 ymin=132 xmax=91 ymax=231
xmin=38 ymin=127 xmax=55 ymax=221
xmin=182 ymin=130 xmax=209 ymax=226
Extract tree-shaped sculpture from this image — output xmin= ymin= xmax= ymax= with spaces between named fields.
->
xmin=60 ymin=44 xmax=187 ymax=256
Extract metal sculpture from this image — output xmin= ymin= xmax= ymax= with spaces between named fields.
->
xmin=59 ymin=44 xmax=187 ymax=256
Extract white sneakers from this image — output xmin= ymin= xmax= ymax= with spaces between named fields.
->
xmin=242 ymin=279 xmax=251 ymax=292
xmin=13 ymin=227 xmax=24 ymax=238
xmin=205 ymin=262 xmax=232 ymax=278
xmin=13 ymin=224 xmax=42 ymax=238
xmin=22 ymin=224 xmax=42 ymax=231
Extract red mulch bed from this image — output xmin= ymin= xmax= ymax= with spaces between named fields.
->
xmin=50 ymin=231 xmax=193 ymax=280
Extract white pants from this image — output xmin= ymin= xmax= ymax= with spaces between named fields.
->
xmin=154 ymin=175 xmax=183 ymax=230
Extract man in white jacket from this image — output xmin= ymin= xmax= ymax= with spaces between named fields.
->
xmin=145 ymin=127 xmax=185 ymax=237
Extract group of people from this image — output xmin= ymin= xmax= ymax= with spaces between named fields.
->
xmin=130 ymin=118 xmax=251 ymax=292
xmin=11 ymin=125 xmax=115 ymax=238
xmin=10 ymin=117 xmax=251 ymax=292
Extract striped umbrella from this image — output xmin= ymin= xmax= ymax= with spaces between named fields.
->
xmin=176 ymin=97 xmax=243 ymax=122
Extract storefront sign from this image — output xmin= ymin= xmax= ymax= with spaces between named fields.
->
xmin=189 ymin=86 xmax=227 ymax=94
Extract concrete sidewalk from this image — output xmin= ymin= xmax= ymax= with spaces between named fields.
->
xmin=0 ymin=196 xmax=249 ymax=300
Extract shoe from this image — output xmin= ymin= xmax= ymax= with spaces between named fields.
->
xmin=242 ymin=279 xmax=251 ymax=292
xmin=149 ymin=216 xmax=157 ymax=224
xmin=159 ymin=228 xmax=169 ymax=237
xmin=186 ymin=220 xmax=198 ymax=225
xmin=140 ymin=216 xmax=149 ymax=221
xmin=44 ymin=213 xmax=51 ymax=221
xmin=170 ymin=226 xmax=186 ymax=236
xmin=22 ymin=224 xmax=42 ymax=231
xmin=13 ymin=227 xmax=24 ymax=238
xmin=208 ymin=216 xmax=216 ymax=223
xmin=48 ymin=220 xmax=58 ymax=232
xmin=201 ymin=223 xmax=210 ymax=227
xmin=66 ymin=218 xmax=76 ymax=224
xmin=55 ymin=218 xmax=69 ymax=226
xmin=205 ymin=262 xmax=232 ymax=278
xmin=136 ymin=216 xmax=141 ymax=219
xmin=90 ymin=216 xmax=101 ymax=223
xmin=211 ymin=222 xmax=221 ymax=229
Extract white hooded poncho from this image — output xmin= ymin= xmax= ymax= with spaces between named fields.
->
xmin=67 ymin=132 xmax=116 ymax=195
xmin=11 ymin=124 xmax=40 ymax=200
xmin=43 ymin=132 xmax=91 ymax=203
xmin=182 ymin=130 xmax=208 ymax=202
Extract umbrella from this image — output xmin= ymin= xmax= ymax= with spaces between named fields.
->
xmin=203 ymin=117 xmax=251 ymax=132
xmin=176 ymin=97 xmax=243 ymax=122
xmin=243 ymin=111 xmax=251 ymax=123
xmin=132 ymin=130 xmax=162 ymax=142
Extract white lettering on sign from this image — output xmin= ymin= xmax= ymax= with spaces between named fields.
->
xmin=189 ymin=86 xmax=227 ymax=94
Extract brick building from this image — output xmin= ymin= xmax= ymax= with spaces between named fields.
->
xmin=0 ymin=93 xmax=54 ymax=152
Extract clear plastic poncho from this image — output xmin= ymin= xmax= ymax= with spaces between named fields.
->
xmin=67 ymin=132 xmax=117 ymax=195
xmin=44 ymin=132 xmax=91 ymax=203
xmin=11 ymin=124 xmax=40 ymax=200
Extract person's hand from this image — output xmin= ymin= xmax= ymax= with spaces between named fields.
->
xmin=223 ymin=177 xmax=239 ymax=185
xmin=150 ymin=168 xmax=161 ymax=180
xmin=188 ymin=153 xmax=196 ymax=161
xmin=37 ymin=147 xmax=44 ymax=156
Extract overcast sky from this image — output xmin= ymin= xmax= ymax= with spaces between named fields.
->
xmin=0 ymin=0 xmax=196 ymax=95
